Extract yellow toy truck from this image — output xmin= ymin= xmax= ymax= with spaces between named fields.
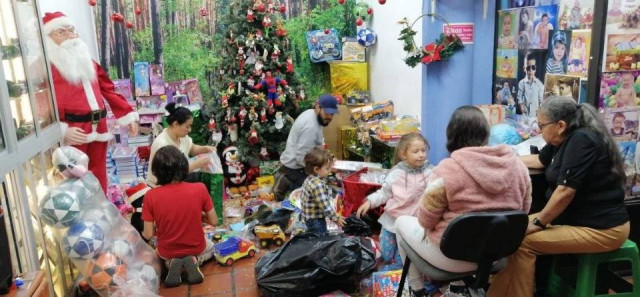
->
xmin=254 ymin=224 xmax=286 ymax=248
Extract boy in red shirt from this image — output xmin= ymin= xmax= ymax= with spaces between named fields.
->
xmin=142 ymin=146 xmax=218 ymax=287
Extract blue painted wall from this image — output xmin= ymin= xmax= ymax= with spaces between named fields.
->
xmin=422 ymin=0 xmax=496 ymax=164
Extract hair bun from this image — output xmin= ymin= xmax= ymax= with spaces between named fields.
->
xmin=165 ymin=102 xmax=177 ymax=114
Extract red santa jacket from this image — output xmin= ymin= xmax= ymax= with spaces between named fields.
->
xmin=51 ymin=61 xmax=137 ymax=142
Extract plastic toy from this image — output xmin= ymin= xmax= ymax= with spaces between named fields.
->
xmin=254 ymin=224 xmax=286 ymax=248
xmin=213 ymin=236 xmax=256 ymax=266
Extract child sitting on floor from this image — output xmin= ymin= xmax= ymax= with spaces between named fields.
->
xmin=142 ymin=146 xmax=218 ymax=287
xmin=356 ymin=132 xmax=436 ymax=297
xmin=301 ymin=147 xmax=346 ymax=236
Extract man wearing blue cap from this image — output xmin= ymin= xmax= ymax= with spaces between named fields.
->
xmin=274 ymin=94 xmax=338 ymax=200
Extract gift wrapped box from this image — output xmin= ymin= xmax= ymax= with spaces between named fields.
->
xmin=329 ymin=61 xmax=369 ymax=96
xmin=340 ymin=125 xmax=358 ymax=159
xmin=371 ymin=269 xmax=411 ymax=297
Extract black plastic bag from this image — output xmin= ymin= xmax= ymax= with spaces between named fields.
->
xmin=343 ymin=215 xmax=373 ymax=237
xmin=255 ymin=233 xmax=377 ymax=296
xmin=258 ymin=209 xmax=293 ymax=232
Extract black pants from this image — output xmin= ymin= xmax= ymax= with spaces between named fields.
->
xmin=273 ymin=166 xmax=307 ymax=201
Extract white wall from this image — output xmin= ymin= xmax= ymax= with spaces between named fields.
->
xmin=37 ymin=0 xmax=100 ymax=60
xmin=363 ymin=0 xmax=423 ymax=125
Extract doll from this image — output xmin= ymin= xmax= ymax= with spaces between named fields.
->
xmin=253 ymin=71 xmax=288 ymax=107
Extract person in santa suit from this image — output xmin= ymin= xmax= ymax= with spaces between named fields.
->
xmin=42 ymin=12 xmax=139 ymax=192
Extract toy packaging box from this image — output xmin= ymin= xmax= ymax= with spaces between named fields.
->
xmin=342 ymin=37 xmax=366 ymax=62
xmin=149 ymin=64 xmax=166 ymax=95
xmin=113 ymin=79 xmax=134 ymax=102
xmin=183 ymin=79 xmax=203 ymax=103
xmin=306 ymin=29 xmax=342 ymax=63
xmin=358 ymin=269 xmax=411 ymax=297
xmin=133 ymin=62 xmax=150 ymax=97
xmin=137 ymin=96 xmax=167 ymax=114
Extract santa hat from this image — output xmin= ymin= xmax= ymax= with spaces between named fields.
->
xmin=125 ymin=183 xmax=151 ymax=203
xmin=42 ymin=12 xmax=76 ymax=36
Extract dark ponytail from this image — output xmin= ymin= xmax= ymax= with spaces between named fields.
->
xmin=165 ymin=102 xmax=193 ymax=126
xmin=539 ymin=96 xmax=626 ymax=184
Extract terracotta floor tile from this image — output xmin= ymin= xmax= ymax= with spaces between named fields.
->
xmin=158 ymin=283 xmax=189 ymax=297
xmin=234 ymin=268 xmax=257 ymax=289
xmin=201 ymin=261 xmax=233 ymax=275
xmin=190 ymin=273 xmax=233 ymax=295
xmin=234 ymin=288 xmax=260 ymax=297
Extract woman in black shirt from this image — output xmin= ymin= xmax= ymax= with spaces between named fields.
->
xmin=488 ymin=96 xmax=630 ymax=297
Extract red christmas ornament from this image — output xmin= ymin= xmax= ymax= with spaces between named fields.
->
xmin=257 ymin=3 xmax=266 ymax=12
xmin=367 ymin=7 xmax=373 ymax=14
xmin=338 ymin=0 xmax=345 ymax=4
xmin=125 ymin=21 xmax=133 ymax=29
xmin=378 ymin=0 xmax=386 ymax=4
xmin=111 ymin=13 xmax=124 ymax=23
xmin=279 ymin=4 xmax=286 ymax=13
xmin=324 ymin=28 xmax=330 ymax=34
xmin=356 ymin=17 xmax=363 ymax=26
xmin=88 ymin=0 xmax=97 ymax=7
xmin=199 ymin=7 xmax=208 ymax=17
xmin=135 ymin=7 xmax=141 ymax=15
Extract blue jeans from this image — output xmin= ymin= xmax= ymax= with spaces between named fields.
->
xmin=305 ymin=218 xmax=327 ymax=236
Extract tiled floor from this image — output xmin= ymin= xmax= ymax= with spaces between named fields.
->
xmin=158 ymin=250 xmax=265 ymax=297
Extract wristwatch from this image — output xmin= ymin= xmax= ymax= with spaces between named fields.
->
xmin=532 ymin=217 xmax=547 ymax=229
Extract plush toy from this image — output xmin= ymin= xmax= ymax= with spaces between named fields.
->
xmin=239 ymin=106 xmax=247 ymax=127
xmin=249 ymin=106 xmax=258 ymax=122
xmin=247 ymin=9 xmax=255 ymax=22
xmin=286 ymin=57 xmax=294 ymax=73
xmin=222 ymin=146 xmax=246 ymax=186
xmin=248 ymin=129 xmax=259 ymax=145
xmin=253 ymin=71 xmax=288 ymax=107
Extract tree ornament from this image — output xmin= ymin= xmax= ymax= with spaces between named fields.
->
xmin=253 ymin=71 xmax=287 ymax=107
xmin=368 ymin=7 xmax=373 ymax=14
xmin=247 ymin=76 xmax=256 ymax=88
xmin=356 ymin=17 xmax=363 ymax=26
xmin=275 ymin=21 xmax=288 ymax=37
xmin=111 ymin=13 xmax=124 ymax=23
xmin=238 ymin=106 xmax=247 ymax=127
xmin=247 ymin=9 xmax=255 ymax=22
xmin=259 ymin=147 xmax=270 ymax=160
xmin=254 ymin=0 xmax=266 ymax=12
xmin=229 ymin=123 xmax=238 ymax=142
xmin=338 ymin=0 xmax=345 ymax=4
xmin=279 ymin=4 xmax=286 ymax=13
xmin=221 ymin=94 xmax=229 ymax=107
xmin=135 ymin=7 xmax=141 ymax=15
xmin=262 ymin=15 xmax=272 ymax=28
xmin=260 ymin=108 xmax=267 ymax=123
xmin=249 ymin=106 xmax=258 ymax=122
xmin=255 ymin=29 xmax=264 ymax=41
xmin=277 ymin=86 xmax=286 ymax=103
xmin=199 ymin=7 xmax=208 ymax=17
xmin=125 ymin=21 xmax=133 ymax=29
xmin=211 ymin=129 xmax=223 ymax=146
xmin=248 ymin=129 xmax=259 ymax=146
xmin=398 ymin=14 xmax=464 ymax=67
xmin=246 ymin=50 xmax=257 ymax=65
xmin=324 ymin=27 xmax=330 ymax=34
xmin=378 ymin=0 xmax=386 ymax=4
xmin=286 ymin=57 xmax=294 ymax=73
xmin=253 ymin=60 xmax=264 ymax=76
xmin=88 ymin=0 xmax=97 ymax=7
xmin=208 ymin=118 xmax=217 ymax=131
xmin=267 ymin=2 xmax=275 ymax=14
xmin=229 ymin=30 xmax=235 ymax=44
xmin=274 ymin=112 xmax=284 ymax=129
xmin=230 ymin=114 xmax=237 ymax=124
xmin=225 ymin=107 xmax=233 ymax=123
xmin=228 ymin=82 xmax=236 ymax=95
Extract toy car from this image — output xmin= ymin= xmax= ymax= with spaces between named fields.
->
xmin=213 ymin=236 xmax=256 ymax=266
xmin=254 ymin=224 xmax=286 ymax=248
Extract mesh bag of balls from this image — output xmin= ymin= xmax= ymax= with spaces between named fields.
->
xmin=40 ymin=147 xmax=161 ymax=296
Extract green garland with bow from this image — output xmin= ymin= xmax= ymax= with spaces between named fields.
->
xmin=398 ymin=14 xmax=465 ymax=68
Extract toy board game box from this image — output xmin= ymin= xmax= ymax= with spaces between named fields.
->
xmin=306 ymin=29 xmax=342 ymax=63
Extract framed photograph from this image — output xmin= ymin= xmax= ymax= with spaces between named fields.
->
xmin=604 ymin=107 xmax=640 ymax=142
xmin=567 ymin=30 xmax=591 ymax=77
xmin=517 ymin=7 xmax=536 ymax=48
xmin=600 ymin=71 xmax=640 ymax=108
xmin=543 ymin=73 xmax=581 ymax=102
xmin=558 ymin=0 xmax=594 ymax=30
xmin=531 ymin=5 xmax=558 ymax=49
xmin=494 ymin=78 xmax=518 ymax=111
xmin=545 ymin=30 xmax=571 ymax=74
xmin=498 ymin=10 xmax=518 ymax=49
xmin=496 ymin=49 xmax=518 ymax=78
xmin=605 ymin=34 xmax=640 ymax=72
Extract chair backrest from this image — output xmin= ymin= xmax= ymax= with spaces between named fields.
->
xmin=440 ymin=210 xmax=528 ymax=263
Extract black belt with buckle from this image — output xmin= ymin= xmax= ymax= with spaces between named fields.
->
xmin=65 ymin=109 xmax=107 ymax=124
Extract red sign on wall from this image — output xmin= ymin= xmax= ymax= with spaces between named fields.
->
xmin=443 ymin=23 xmax=474 ymax=45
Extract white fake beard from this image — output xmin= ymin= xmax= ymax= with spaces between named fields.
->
xmin=45 ymin=37 xmax=96 ymax=85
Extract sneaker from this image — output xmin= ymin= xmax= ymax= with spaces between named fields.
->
xmin=164 ymin=258 xmax=184 ymax=287
xmin=182 ymin=256 xmax=204 ymax=284
xmin=443 ymin=285 xmax=472 ymax=297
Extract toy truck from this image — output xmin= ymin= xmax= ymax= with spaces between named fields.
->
xmin=213 ymin=236 xmax=256 ymax=266
xmin=254 ymin=224 xmax=286 ymax=248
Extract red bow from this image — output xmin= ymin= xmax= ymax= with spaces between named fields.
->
xmin=421 ymin=43 xmax=444 ymax=64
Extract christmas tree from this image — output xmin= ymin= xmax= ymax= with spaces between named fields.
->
xmin=208 ymin=0 xmax=304 ymax=169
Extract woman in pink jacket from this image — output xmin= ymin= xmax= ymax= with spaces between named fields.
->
xmin=395 ymin=106 xmax=532 ymax=297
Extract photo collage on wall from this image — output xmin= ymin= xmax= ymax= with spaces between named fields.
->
xmin=598 ymin=0 xmax=640 ymax=200
xmin=495 ymin=0 xmax=592 ymax=117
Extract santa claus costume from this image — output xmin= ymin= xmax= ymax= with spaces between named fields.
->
xmin=43 ymin=12 xmax=138 ymax=192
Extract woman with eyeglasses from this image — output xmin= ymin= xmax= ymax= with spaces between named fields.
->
xmin=488 ymin=96 xmax=630 ymax=297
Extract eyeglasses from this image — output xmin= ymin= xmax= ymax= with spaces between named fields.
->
xmin=526 ymin=65 xmax=536 ymax=71
xmin=538 ymin=121 xmax=557 ymax=130
xmin=51 ymin=26 xmax=77 ymax=36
